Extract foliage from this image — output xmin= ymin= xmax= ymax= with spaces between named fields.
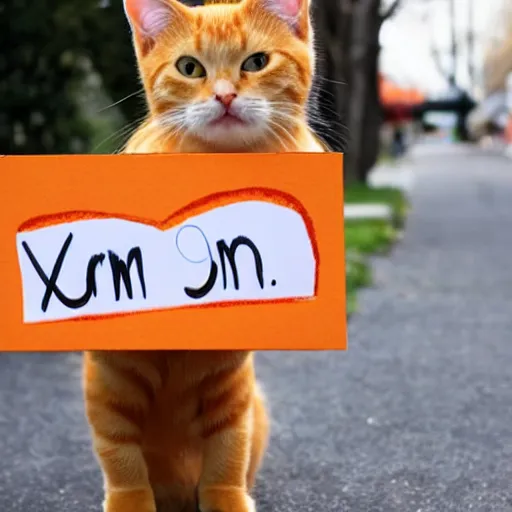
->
xmin=0 ymin=0 xmax=141 ymax=155
xmin=0 ymin=0 xmax=93 ymax=153
xmin=86 ymin=1 xmax=144 ymax=130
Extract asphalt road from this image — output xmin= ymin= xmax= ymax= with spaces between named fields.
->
xmin=2 ymin=143 xmax=512 ymax=511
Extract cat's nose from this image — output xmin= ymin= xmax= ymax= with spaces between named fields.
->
xmin=215 ymin=93 xmax=237 ymax=109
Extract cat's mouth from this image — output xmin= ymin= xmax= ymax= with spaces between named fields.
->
xmin=209 ymin=111 xmax=246 ymax=128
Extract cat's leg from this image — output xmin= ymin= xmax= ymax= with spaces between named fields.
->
xmin=198 ymin=391 xmax=257 ymax=512
xmin=147 ymin=450 xmax=201 ymax=512
xmin=153 ymin=484 xmax=198 ymax=512
xmin=83 ymin=352 xmax=159 ymax=512
xmin=246 ymin=385 xmax=269 ymax=491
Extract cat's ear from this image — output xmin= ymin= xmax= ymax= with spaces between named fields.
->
xmin=245 ymin=0 xmax=310 ymax=41
xmin=123 ymin=0 xmax=186 ymax=55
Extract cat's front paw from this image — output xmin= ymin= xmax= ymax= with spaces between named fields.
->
xmin=103 ymin=488 xmax=157 ymax=512
xmin=242 ymin=494 xmax=256 ymax=512
xmin=199 ymin=486 xmax=256 ymax=512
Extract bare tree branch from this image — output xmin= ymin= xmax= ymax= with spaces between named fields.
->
xmin=430 ymin=45 xmax=451 ymax=82
xmin=424 ymin=8 xmax=452 ymax=84
xmin=381 ymin=0 xmax=401 ymax=22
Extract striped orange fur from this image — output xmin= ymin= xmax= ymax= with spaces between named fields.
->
xmin=84 ymin=1 xmax=322 ymax=511
xmin=84 ymin=351 xmax=268 ymax=512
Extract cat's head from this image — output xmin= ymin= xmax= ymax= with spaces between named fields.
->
xmin=124 ymin=0 xmax=315 ymax=150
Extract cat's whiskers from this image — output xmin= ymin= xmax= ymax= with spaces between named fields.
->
xmin=274 ymin=109 xmax=338 ymax=150
xmin=269 ymin=125 xmax=296 ymax=151
xmin=96 ymin=88 xmax=146 ymax=114
xmin=266 ymin=119 xmax=297 ymax=151
xmin=158 ymin=109 xmax=188 ymax=129
xmin=93 ymin=115 xmax=149 ymax=154
xmin=263 ymin=124 xmax=288 ymax=151
xmin=156 ymin=112 xmax=191 ymax=151
xmin=157 ymin=110 xmax=189 ymax=134
xmin=174 ymin=125 xmax=190 ymax=152
xmin=237 ymin=101 xmax=302 ymax=150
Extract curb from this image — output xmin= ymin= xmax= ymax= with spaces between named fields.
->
xmin=367 ymin=159 xmax=414 ymax=194
xmin=344 ymin=204 xmax=393 ymax=222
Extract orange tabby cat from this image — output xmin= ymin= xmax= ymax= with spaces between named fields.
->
xmin=122 ymin=0 xmax=325 ymax=154
xmin=84 ymin=1 xmax=322 ymax=511
xmin=84 ymin=351 xmax=268 ymax=512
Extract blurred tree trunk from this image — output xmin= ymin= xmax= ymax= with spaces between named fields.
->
xmin=310 ymin=0 xmax=357 ymax=179
xmin=312 ymin=0 xmax=401 ymax=184
xmin=359 ymin=1 xmax=388 ymax=180
xmin=346 ymin=0 xmax=373 ymax=183
xmin=360 ymin=50 xmax=381 ymax=180
xmin=348 ymin=0 xmax=400 ymax=183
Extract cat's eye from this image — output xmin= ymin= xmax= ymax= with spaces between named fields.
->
xmin=176 ymin=56 xmax=207 ymax=78
xmin=241 ymin=53 xmax=269 ymax=73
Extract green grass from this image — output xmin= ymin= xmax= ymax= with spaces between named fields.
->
xmin=344 ymin=183 xmax=408 ymax=315
xmin=345 ymin=249 xmax=373 ymax=315
xmin=345 ymin=219 xmax=397 ymax=255
xmin=344 ymin=183 xmax=409 ymax=227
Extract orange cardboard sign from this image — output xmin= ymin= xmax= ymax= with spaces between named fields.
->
xmin=0 ymin=153 xmax=346 ymax=351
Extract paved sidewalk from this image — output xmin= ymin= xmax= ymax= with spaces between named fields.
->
xmin=258 ymin=144 xmax=512 ymax=512
xmin=1 ymin=143 xmax=512 ymax=511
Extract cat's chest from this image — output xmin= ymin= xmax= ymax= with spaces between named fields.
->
xmin=150 ymin=351 xmax=249 ymax=422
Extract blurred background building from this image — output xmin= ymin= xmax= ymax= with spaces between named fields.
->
xmin=467 ymin=0 xmax=512 ymax=145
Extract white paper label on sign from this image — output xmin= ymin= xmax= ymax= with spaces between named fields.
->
xmin=16 ymin=201 xmax=317 ymax=324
